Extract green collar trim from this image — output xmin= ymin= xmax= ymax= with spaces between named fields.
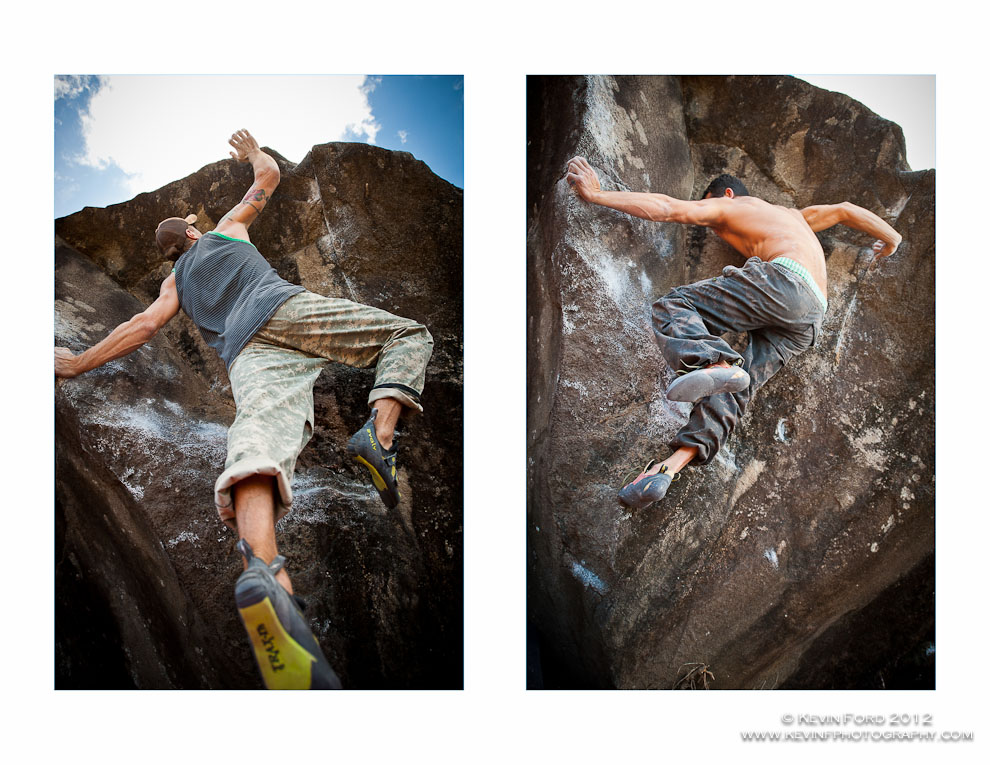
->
xmin=206 ymin=230 xmax=252 ymax=245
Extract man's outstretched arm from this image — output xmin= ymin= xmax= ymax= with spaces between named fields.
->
xmin=215 ymin=129 xmax=280 ymax=241
xmin=801 ymin=202 xmax=903 ymax=256
xmin=565 ymin=156 xmax=724 ymax=226
xmin=55 ymin=274 xmax=180 ymax=379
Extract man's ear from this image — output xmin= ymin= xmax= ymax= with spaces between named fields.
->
xmin=724 ymin=188 xmax=735 ymax=199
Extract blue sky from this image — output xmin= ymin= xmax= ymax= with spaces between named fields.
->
xmin=55 ymin=75 xmax=463 ymax=218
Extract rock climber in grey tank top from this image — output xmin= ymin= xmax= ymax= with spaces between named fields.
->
xmin=55 ymin=129 xmax=435 ymax=689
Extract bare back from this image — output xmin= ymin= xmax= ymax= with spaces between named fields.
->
xmin=711 ymin=196 xmax=828 ymax=294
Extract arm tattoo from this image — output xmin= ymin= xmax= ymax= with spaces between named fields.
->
xmin=241 ymin=187 xmax=269 ymax=205
xmin=219 ymin=187 xmax=269 ymax=224
xmin=238 ymin=187 xmax=269 ymax=215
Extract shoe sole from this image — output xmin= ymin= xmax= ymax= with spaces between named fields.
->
xmin=354 ymin=454 xmax=388 ymax=492
xmin=237 ymin=594 xmax=319 ymax=690
xmin=348 ymin=447 xmax=400 ymax=508
xmin=618 ymin=473 xmax=673 ymax=509
xmin=667 ymin=366 xmax=751 ymax=403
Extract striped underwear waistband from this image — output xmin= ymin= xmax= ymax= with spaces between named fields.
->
xmin=770 ymin=257 xmax=828 ymax=311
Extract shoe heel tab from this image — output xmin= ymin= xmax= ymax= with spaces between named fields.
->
xmin=236 ymin=539 xmax=255 ymax=563
xmin=269 ymin=555 xmax=286 ymax=575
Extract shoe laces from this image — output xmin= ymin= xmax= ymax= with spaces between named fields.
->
xmin=619 ymin=459 xmax=680 ymax=490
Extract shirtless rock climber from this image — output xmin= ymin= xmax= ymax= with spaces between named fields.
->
xmin=565 ymin=156 xmax=901 ymax=509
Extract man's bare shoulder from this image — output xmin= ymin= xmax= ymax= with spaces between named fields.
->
xmin=737 ymin=196 xmax=784 ymax=211
xmin=214 ymin=219 xmax=251 ymax=242
xmin=727 ymin=196 xmax=805 ymax=221
xmin=715 ymin=195 xmax=776 ymax=223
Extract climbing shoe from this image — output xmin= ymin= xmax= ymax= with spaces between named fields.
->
xmin=346 ymin=408 xmax=400 ymax=508
xmin=618 ymin=460 xmax=679 ymax=509
xmin=666 ymin=364 xmax=750 ymax=403
xmin=234 ymin=539 xmax=342 ymax=690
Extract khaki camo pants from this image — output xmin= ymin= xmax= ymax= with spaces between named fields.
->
xmin=214 ymin=291 xmax=433 ymax=528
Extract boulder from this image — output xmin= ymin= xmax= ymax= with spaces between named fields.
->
xmin=55 ymin=142 xmax=463 ymax=689
xmin=527 ymin=75 xmax=934 ymax=689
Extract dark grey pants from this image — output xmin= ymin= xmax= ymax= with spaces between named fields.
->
xmin=651 ymin=256 xmax=826 ymax=464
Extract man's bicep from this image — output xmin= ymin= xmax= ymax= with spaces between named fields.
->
xmin=801 ymin=203 xmax=848 ymax=232
xmin=217 ymin=182 xmax=273 ymax=230
xmin=216 ymin=167 xmax=279 ymax=233
xmin=669 ymin=198 xmax=724 ymax=227
xmin=144 ymin=274 xmax=181 ymax=330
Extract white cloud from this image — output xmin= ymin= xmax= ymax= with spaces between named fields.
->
xmin=398 ymin=130 xmax=408 ymax=144
xmin=55 ymin=74 xmax=101 ymax=100
xmin=76 ymin=75 xmax=380 ymax=196
xmin=361 ymin=76 xmax=382 ymax=95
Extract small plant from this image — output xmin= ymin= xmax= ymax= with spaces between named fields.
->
xmin=674 ymin=662 xmax=715 ymax=689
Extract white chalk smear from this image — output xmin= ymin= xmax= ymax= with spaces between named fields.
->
xmin=570 ymin=561 xmax=608 ymax=594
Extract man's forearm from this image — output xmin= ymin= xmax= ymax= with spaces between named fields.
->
xmin=585 ymin=190 xmax=676 ymax=222
xmin=236 ymin=149 xmax=279 ymax=215
xmin=72 ymin=313 xmax=157 ymax=374
xmin=247 ymin=148 xmax=279 ymax=182
xmin=842 ymin=203 xmax=902 ymax=251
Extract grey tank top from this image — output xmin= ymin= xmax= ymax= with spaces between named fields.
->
xmin=173 ymin=231 xmax=304 ymax=369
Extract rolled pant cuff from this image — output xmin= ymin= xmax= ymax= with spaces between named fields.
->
xmin=669 ymin=436 xmax=716 ymax=466
xmin=214 ymin=457 xmax=294 ymax=531
xmin=368 ymin=385 xmax=423 ymax=414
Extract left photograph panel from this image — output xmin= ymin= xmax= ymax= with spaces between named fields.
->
xmin=54 ymin=75 xmax=463 ymax=690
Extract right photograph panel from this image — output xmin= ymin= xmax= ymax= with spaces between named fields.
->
xmin=526 ymin=75 xmax=935 ymax=690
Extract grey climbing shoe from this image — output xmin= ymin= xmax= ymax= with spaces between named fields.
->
xmin=234 ymin=539 xmax=342 ymax=690
xmin=618 ymin=460 xmax=679 ymax=509
xmin=347 ymin=408 xmax=400 ymax=508
xmin=666 ymin=364 xmax=750 ymax=403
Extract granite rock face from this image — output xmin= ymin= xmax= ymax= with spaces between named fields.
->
xmin=527 ymin=76 xmax=934 ymax=689
xmin=55 ymin=142 xmax=463 ymax=689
